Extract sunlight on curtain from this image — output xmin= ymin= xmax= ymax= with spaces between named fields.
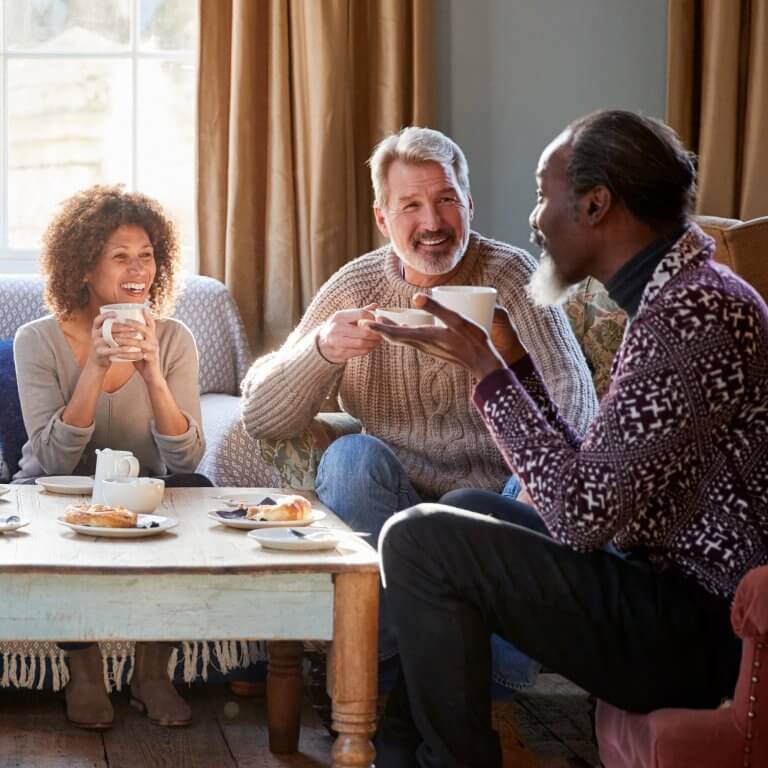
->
xmin=197 ymin=0 xmax=434 ymax=353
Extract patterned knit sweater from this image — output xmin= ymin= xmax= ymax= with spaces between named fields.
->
xmin=241 ymin=232 xmax=597 ymax=498
xmin=474 ymin=224 xmax=768 ymax=598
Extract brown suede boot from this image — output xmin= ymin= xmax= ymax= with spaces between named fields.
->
xmin=64 ymin=645 xmax=114 ymax=729
xmin=130 ymin=642 xmax=191 ymax=727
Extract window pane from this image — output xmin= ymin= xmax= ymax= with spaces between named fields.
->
xmin=6 ymin=0 xmax=131 ymax=52
xmin=137 ymin=59 xmax=195 ymax=258
xmin=140 ymin=0 xmax=196 ymax=51
xmin=7 ymin=58 xmax=132 ymax=248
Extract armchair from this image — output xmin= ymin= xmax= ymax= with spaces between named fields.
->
xmin=596 ymin=565 xmax=768 ymax=768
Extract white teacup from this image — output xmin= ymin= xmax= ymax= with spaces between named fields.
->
xmin=100 ymin=303 xmax=146 ymax=362
xmin=101 ymin=477 xmax=165 ymax=514
xmin=374 ymin=307 xmax=435 ymax=327
xmin=430 ymin=286 xmax=497 ymax=332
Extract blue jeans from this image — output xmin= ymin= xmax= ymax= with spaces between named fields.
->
xmin=315 ymin=435 xmax=539 ymax=689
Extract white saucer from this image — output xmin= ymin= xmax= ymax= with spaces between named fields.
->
xmin=208 ymin=508 xmax=326 ymax=530
xmin=56 ymin=514 xmax=178 ymax=538
xmin=248 ymin=527 xmax=339 ymax=552
xmin=36 ymin=476 xmax=95 ymax=495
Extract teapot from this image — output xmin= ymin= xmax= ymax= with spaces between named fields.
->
xmin=93 ymin=449 xmax=140 ymax=504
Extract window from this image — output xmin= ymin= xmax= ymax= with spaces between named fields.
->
xmin=0 ymin=0 xmax=198 ymax=272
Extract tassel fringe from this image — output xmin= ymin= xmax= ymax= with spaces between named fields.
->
xmin=0 ymin=641 xmax=259 ymax=691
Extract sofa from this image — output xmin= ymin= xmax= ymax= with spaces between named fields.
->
xmin=0 ymin=273 xmax=282 ymax=488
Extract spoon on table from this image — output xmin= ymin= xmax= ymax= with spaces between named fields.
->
xmin=289 ymin=527 xmax=371 ymax=538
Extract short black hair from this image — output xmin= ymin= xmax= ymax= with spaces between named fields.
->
xmin=566 ymin=110 xmax=697 ymax=230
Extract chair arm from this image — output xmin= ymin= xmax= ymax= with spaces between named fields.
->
xmin=256 ymin=412 xmax=362 ymax=490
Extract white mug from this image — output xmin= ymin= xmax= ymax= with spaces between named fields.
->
xmin=374 ymin=307 xmax=435 ymax=327
xmin=92 ymin=448 xmax=140 ymax=504
xmin=100 ymin=303 xmax=146 ymax=362
xmin=430 ymin=286 xmax=497 ymax=333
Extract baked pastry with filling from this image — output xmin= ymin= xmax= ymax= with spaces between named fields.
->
xmin=245 ymin=494 xmax=312 ymax=522
xmin=63 ymin=503 xmax=138 ymax=528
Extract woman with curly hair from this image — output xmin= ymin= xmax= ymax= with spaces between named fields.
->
xmin=13 ymin=185 xmax=208 ymax=730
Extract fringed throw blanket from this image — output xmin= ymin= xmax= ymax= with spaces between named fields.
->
xmin=0 ymin=640 xmax=265 ymax=691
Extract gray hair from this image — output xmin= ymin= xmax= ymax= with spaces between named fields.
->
xmin=368 ymin=127 xmax=470 ymax=207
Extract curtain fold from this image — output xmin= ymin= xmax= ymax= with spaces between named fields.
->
xmin=197 ymin=0 xmax=434 ymax=353
xmin=666 ymin=0 xmax=768 ymax=220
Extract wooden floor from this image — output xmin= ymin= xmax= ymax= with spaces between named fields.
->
xmin=0 ymin=675 xmax=599 ymax=767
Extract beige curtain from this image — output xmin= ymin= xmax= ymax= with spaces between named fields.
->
xmin=197 ymin=0 xmax=434 ymax=353
xmin=667 ymin=0 xmax=768 ymax=219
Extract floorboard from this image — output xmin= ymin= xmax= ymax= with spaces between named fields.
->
xmin=0 ymin=675 xmax=600 ymax=767
xmin=0 ymin=689 xmax=107 ymax=768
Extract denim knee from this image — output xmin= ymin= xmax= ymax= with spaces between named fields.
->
xmin=317 ymin=434 xmax=403 ymax=494
xmin=316 ymin=434 xmax=421 ymax=538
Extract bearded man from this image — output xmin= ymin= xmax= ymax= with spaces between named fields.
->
xmin=240 ymin=126 xmax=597 ymax=679
xmin=366 ymin=111 xmax=768 ymax=767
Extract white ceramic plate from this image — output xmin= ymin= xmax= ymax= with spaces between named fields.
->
xmin=0 ymin=484 xmax=11 ymax=498
xmin=208 ymin=508 xmax=326 ymax=530
xmin=56 ymin=514 xmax=178 ymax=538
xmin=36 ymin=476 xmax=95 ymax=495
xmin=248 ymin=527 xmax=339 ymax=552
xmin=0 ymin=517 xmax=29 ymax=534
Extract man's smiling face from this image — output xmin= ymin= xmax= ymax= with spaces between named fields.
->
xmin=374 ymin=159 xmax=473 ymax=280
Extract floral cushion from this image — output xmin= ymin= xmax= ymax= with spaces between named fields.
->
xmin=564 ymin=278 xmax=626 ymax=400
xmin=257 ymin=412 xmax=362 ymax=490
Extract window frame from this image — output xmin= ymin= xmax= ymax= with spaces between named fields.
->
xmin=0 ymin=0 xmax=198 ymax=273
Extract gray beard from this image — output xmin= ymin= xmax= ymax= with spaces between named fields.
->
xmin=396 ymin=238 xmax=467 ymax=277
xmin=527 ymin=251 xmax=578 ymax=307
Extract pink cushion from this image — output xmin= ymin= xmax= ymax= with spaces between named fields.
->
xmin=597 ymin=566 xmax=768 ymax=768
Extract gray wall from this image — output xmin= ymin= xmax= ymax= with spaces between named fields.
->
xmin=435 ymin=0 xmax=668 ymax=250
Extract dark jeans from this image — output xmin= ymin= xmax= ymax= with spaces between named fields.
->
xmin=59 ymin=472 xmax=212 ymax=651
xmin=377 ymin=497 xmax=742 ymax=768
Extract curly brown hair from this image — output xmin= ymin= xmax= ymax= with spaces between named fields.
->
xmin=41 ymin=185 xmax=181 ymax=318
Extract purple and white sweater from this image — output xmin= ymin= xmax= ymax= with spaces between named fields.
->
xmin=474 ymin=224 xmax=768 ymax=599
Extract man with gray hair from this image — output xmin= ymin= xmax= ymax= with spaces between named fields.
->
xmin=240 ymin=126 xmax=597 ymax=686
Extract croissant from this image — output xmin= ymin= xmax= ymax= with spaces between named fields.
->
xmin=64 ymin=503 xmax=138 ymax=528
xmin=245 ymin=494 xmax=312 ymax=522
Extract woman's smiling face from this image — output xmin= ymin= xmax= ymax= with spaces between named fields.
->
xmin=85 ymin=224 xmax=157 ymax=309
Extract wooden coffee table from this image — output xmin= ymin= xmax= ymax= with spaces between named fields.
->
xmin=0 ymin=486 xmax=380 ymax=767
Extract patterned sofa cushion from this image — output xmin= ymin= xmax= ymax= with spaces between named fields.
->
xmin=198 ymin=393 xmax=281 ymax=487
xmin=258 ymin=412 xmax=362 ymax=490
xmin=564 ymin=277 xmax=627 ymax=401
xmin=172 ymin=275 xmax=253 ymax=396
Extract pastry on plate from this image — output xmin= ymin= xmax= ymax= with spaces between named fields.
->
xmin=245 ymin=494 xmax=312 ymax=522
xmin=63 ymin=502 xmax=138 ymax=528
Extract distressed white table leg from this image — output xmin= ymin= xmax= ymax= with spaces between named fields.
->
xmin=267 ymin=640 xmax=304 ymax=753
xmin=331 ymin=571 xmax=378 ymax=768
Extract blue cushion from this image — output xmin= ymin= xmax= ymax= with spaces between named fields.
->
xmin=0 ymin=338 xmax=27 ymax=479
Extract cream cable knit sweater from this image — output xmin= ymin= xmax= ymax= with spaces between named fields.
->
xmin=241 ymin=232 xmax=597 ymax=498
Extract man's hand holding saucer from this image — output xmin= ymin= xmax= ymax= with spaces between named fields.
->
xmin=360 ymin=293 xmax=510 ymax=382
